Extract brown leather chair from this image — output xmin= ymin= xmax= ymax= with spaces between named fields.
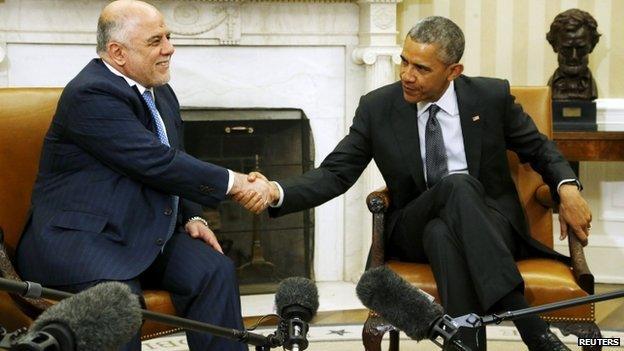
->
xmin=362 ymin=87 xmax=601 ymax=351
xmin=0 ymin=87 xmax=180 ymax=339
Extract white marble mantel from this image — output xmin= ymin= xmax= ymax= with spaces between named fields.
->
xmin=0 ymin=0 xmax=401 ymax=284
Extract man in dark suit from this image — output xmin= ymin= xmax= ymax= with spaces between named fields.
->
xmin=16 ymin=1 xmax=272 ymax=350
xmin=256 ymin=16 xmax=591 ymax=351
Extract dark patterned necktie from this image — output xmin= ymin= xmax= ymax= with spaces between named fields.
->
xmin=425 ymin=104 xmax=448 ymax=188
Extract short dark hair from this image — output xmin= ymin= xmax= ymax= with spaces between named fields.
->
xmin=407 ymin=16 xmax=465 ymax=64
xmin=546 ymin=9 xmax=601 ymax=52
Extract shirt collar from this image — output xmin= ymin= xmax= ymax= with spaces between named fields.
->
xmin=102 ymin=59 xmax=152 ymax=96
xmin=417 ymin=80 xmax=458 ymax=118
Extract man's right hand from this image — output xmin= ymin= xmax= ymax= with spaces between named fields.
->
xmin=247 ymin=171 xmax=280 ymax=206
xmin=230 ymin=172 xmax=276 ymax=214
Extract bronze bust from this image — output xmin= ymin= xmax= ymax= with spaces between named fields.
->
xmin=546 ymin=9 xmax=601 ymax=101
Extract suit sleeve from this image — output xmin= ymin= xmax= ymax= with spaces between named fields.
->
xmin=175 ymin=114 xmax=205 ymax=222
xmin=269 ymin=96 xmax=374 ymax=217
xmin=501 ymin=81 xmax=576 ymax=201
xmin=58 ymin=85 xmax=229 ymax=208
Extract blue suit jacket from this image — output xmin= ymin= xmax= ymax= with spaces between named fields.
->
xmin=17 ymin=59 xmax=229 ymax=286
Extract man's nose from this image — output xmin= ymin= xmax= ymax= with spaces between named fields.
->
xmin=162 ymin=37 xmax=175 ymax=55
xmin=571 ymin=47 xmax=578 ymax=60
xmin=402 ymin=66 xmax=417 ymax=82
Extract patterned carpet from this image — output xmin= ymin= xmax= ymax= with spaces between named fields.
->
xmin=141 ymin=325 xmax=624 ymax=350
xmin=141 ymin=283 xmax=624 ymax=350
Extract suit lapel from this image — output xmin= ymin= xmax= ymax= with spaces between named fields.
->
xmin=391 ymin=93 xmax=427 ymax=192
xmin=455 ymin=76 xmax=483 ymax=178
xmin=153 ymin=87 xmax=180 ymax=148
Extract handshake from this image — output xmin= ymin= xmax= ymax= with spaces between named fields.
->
xmin=230 ymin=172 xmax=280 ymax=214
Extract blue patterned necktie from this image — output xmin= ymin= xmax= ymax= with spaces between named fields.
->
xmin=141 ymin=90 xmax=179 ymax=243
xmin=425 ymin=104 xmax=448 ymax=188
xmin=142 ymin=90 xmax=170 ymax=146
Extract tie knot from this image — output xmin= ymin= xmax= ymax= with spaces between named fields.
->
xmin=429 ymin=104 xmax=440 ymax=115
xmin=142 ymin=90 xmax=154 ymax=102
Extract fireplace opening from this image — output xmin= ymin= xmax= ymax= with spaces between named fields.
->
xmin=182 ymin=108 xmax=314 ymax=294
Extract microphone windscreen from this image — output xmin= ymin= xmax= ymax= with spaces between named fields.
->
xmin=356 ymin=266 xmax=444 ymax=341
xmin=30 ymin=281 xmax=142 ymax=351
xmin=275 ymin=277 xmax=319 ymax=321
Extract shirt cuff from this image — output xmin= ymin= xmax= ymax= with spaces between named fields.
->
xmin=226 ymin=169 xmax=234 ymax=194
xmin=557 ymin=179 xmax=582 ymax=193
xmin=269 ymin=181 xmax=285 ymax=208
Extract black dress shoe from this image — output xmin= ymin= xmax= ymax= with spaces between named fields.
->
xmin=525 ymin=330 xmax=571 ymax=351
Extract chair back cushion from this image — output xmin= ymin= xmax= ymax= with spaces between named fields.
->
xmin=507 ymin=87 xmax=554 ymax=248
xmin=0 ymin=88 xmax=62 ymax=256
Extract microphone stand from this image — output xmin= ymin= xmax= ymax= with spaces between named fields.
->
xmin=430 ymin=289 xmax=624 ymax=351
xmin=0 ymin=277 xmax=282 ymax=350
xmin=454 ymin=289 xmax=624 ymax=328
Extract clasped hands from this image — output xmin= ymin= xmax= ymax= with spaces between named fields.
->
xmin=230 ymin=172 xmax=279 ymax=214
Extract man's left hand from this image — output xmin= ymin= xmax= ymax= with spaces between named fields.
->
xmin=558 ymin=184 xmax=592 ymax=246
xmin=185 ymin=220 xmax=223 ymax=254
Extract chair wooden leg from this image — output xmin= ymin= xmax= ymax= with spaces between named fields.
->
xmin=362 ymin=311 xmax=398 ymax=351
xmin=389 ymin=329 xmax=400 ymax=351
xmin=553 ymin=321 xmax=602 ymax=351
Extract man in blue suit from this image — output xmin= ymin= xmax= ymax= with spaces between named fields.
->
xmin=16 ymin=1 xmax=270 ymax=350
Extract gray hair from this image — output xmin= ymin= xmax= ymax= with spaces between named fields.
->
xmin=96 ymin=15 xmax=130 ymax=55
xmin=407 ymin=16 xmax=465 ymax=65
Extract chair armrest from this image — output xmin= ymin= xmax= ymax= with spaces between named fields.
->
xmin=535 ymin=184 xmax=556 ymax=208
xmin=568 ymin=233 xmax=594 ymax=294
xmin=0 ymin=227 xmax=52 ymax=319
xmin=534 ymin=186 xmax=595 ymax=294
xmin=367 ymin=187 xmax=391 ymax=213
xmin=367 ymin=187 xmax=390 ymax=268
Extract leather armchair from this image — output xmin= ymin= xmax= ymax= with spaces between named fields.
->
xmin=0 ymin=87 xmax=179 ymax=339
xmin=362 ymin=87 xmax=602 ymax=351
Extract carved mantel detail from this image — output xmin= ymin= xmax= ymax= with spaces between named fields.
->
xmin=352 ymin=46 xmax=400 ymax=66
xmin=155 ymin=1 xmax=242 ymax=44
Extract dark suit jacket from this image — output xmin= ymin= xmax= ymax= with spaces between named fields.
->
xmin=17 ymin=59 xmax=228 ymax=286
xmin=270 ymin=76 xmax=575 ymax=258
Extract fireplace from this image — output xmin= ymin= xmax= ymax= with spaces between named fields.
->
xmin=182 ymin=108 xmax=314 ymax=294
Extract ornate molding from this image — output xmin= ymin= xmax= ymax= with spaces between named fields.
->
xmin=158 ymin=0 xmax=359 ymax=2
xmin=371 ymin=5 xmax=395 ymax=30
xmin=154 ymin=1 xmax=242 ymax=43
xmin=352 ymin=46 xmax=401 ymax=65
xmin=357 ymin=0 xmax=401 ymax=3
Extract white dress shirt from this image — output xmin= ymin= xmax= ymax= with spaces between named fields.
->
xmin=416 ymin=81 xmax=468 ymax=183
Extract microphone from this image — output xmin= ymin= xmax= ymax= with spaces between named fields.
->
xmin=356 ymin=266 xmax=469 ymax=350
xmin=274 ymin=277 xmax=319 ymax=351
xmin=13 ymin=281 xmax=142 ymax=351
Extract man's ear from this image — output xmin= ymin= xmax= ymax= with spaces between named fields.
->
xmin=107 ymin=42 xmax=126 ymax=66
xmin=448 ymin=63 xmax=464 ymax=81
